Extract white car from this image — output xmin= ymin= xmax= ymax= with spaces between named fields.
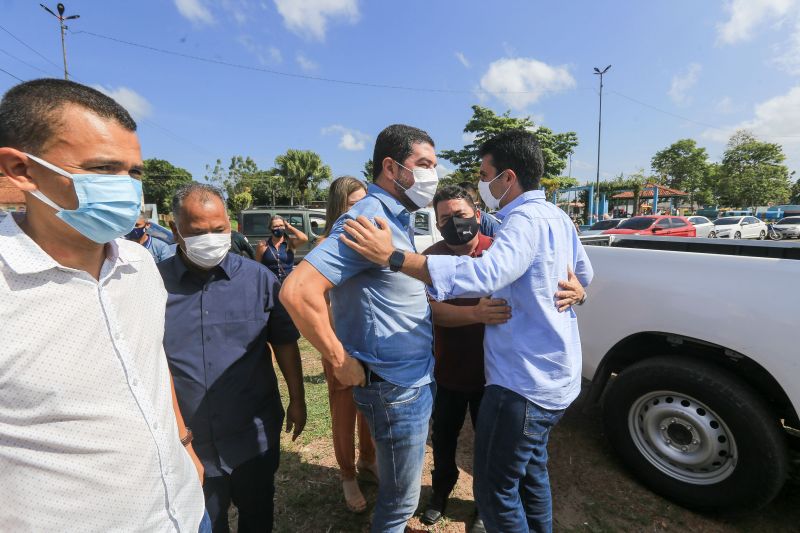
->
xmin=687 ymin=216 xmax=716 ymax=238
xmin=412 ymin=207 xmax=442 ymax=251
xmin=774 ymin=216 xmax=800 ymax=239
xmin=712 ymin=216 xmax=767 ymax=239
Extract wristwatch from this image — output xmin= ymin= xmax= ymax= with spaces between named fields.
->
xmin=388 ymin=250 xmax=406 ymax=272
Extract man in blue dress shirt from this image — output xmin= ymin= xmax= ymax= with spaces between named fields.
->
xmin=281 ymin=124 xmax=439 ymax=533
xmin=159 ymin=182 xmax=306 ymax=533
xmin=339 ymin=129 xmax=593 ymax=533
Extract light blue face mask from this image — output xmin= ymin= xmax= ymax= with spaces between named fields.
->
xmin=25 ymin=153 xmax=143 ymax=244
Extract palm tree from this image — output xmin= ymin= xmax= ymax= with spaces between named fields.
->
xmin=275 ymin=149 xmax=332 ymax=205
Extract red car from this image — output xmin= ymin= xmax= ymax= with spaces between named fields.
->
xmin=604 ymin=215 xmax=697 ymax=237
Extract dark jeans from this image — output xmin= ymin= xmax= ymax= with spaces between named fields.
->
xmin=431 ymin=385 xmax=483 ymax=497
xmin=473 ymin=385 xmax=565 ymax=533
xmin=203 ymin=446 xmax=280 ymax=533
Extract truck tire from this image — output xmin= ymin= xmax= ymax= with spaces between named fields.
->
xmin=602 ymin=356 xmax=788 ymax=512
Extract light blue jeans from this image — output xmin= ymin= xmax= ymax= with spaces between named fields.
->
xmin=353 ymin=380 xmax=435 ymax=533
xmin=197 ymin=510 xmax=212 ymax=533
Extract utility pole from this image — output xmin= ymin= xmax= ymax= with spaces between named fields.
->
xmin=40 ymin=3 xmax=80 ymax=80
xmin=593 ymin=65 xmax=611 ymax=223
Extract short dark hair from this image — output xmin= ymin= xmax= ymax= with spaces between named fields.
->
xmin=458 ymin=181 xmax=477 ymax=194
xmin=372 ymin=124 xmax=434 ymax=181
xmin=0 ymin=78 xmax=137 ymax=153
xmin=432 ymin=185 xmax=476 ymax=216
xmin=479 ymin=129 xmax=544 ymax=191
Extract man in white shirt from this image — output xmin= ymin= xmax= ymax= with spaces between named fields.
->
xmin=0 ymin=78 xmax=207 ymax=532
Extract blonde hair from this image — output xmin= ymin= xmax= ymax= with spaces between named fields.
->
xmin=323 ymin=176 xmax=367 ymax=238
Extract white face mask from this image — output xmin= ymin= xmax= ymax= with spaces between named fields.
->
xmin=478 ymin=170 xmax=510 ymax=211
xmin=393 ymin=161 xmax=439 ymax=210
xmin=179 ymin=230 xmax=231 ymax=269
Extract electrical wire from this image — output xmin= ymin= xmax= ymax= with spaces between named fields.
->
xmin=0 ymin=24 xmax=62 ymax=70
xmin=0 ymin=47 xmax=60 ymax=76
xmin=0 ymin=66 xmax=23 ymax=82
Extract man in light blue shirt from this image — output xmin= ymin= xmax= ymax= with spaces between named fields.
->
xmin=340 ymin=129 xmax=592 ymax=533
xmin=280 ymin=124 xmax=438 ymax=533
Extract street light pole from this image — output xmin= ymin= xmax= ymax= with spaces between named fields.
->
xmin=40 ymin=3 xmax=80 ymax=80
xmin=593 ymin=65 xmax=611 ymax=223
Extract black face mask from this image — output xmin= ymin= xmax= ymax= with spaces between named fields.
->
xmin=272 ymin=228 xmax=285 ymax=237
xmin=440 ymin=215 xmax=479 ymax=246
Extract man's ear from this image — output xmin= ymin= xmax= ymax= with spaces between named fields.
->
xmin=0 ymin=147 xmax=37 ymax=192
xmin=475 ymin=209 xmax=481 ymax=222
xmin=381 ymin=157 xmax=397 ymax=181
xmin=504 ymin=168 xmax=518 ymax=188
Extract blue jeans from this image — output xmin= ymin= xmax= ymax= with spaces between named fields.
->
xmin=198 ymin=510 xmax=212 ymax=533
xmin=353 ymin=380 xmax=435 ymax=533
xmin=473 ymin=385 xmax=565 ymax=533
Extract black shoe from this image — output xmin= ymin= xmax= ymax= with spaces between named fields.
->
xmin=420 ymin=492 xmax=447 ymax=526
xmin=469 ymin=515 xmax=486 ymax=533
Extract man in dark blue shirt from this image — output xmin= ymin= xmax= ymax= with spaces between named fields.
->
xmin=159 ymin=182 xmax=306 ymax=533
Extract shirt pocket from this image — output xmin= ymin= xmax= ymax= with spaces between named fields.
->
xmin=225 ymin=310 xmax=265 ymax=339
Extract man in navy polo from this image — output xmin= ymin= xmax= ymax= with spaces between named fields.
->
xmin=159 ymin=182 xmax=306 ymax=533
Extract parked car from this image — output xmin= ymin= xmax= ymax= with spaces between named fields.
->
xmin=412 ymin=207 xmax=443 ymax=250
xmin=604 ymin=215 xmax=696 ymax=237
xmin=687 ymin=216 xmax=716 ymax=238
xmin=238 ymin=206 xmax=327 ymax=262
xmin=577 ymin=234 xmax=800 ymax=512
xmin=712 ymin=216 xmax=767 ymax=240
xmin=581 ymin=218 xmax=625 ymax=236
xmin=773 ymin=216 xmax=800 ymax=239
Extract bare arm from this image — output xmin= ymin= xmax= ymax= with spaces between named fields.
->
xmin=170 ymin=374 xmax=204 ymax=484
xmin=272 ymin=342 xmax=307 ymax=441
xmin=286 ymin=224 xmax=309 ymax=245
xmin=255 ymin=240 xmax=267 ymax=263
xmin=280 ymin=261 xmax=365 ymax=385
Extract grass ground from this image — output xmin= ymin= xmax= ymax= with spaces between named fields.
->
xmin=259 ymin=339 xmax=800 ymax=533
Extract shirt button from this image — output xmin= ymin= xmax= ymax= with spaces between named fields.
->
xmin=204 ymin=310 xmax=209 ymax=315
xmin=132 ymin=378 xmax=138 ymax=386
xmin=205 ymin=336 xmax=211 ymax=341
xmin=153 ymin=422 xmax=159 ymax=430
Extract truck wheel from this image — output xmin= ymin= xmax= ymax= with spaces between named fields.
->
xmin=602 ymin=356 xmax=788 ymax=512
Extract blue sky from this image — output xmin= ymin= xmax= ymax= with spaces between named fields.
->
xmin=2 ymin=0 xmax=800 ymax=185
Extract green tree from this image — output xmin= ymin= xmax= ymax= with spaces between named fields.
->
xmin=541 ymin=176 xmax=578 ymax=199
xmin=717 ymin=130 xmax=791 ymax=209
xmin=230 ymin=189 xmax=253 ymax=215
xmin=791 ymin=177 xmax=800 ymax=203
xmin=250 ymin=170 xmax=287 ymax=206
xmin=439 ymin=105 xmax=578 ymax=183
xmin=362 ymin=159 xmax=374 ymax=181
xmin=205 ymin=155 xmax=261 ymax=210
xmin=141 ymin=158 xmax=193 ymax=213
xmin=275 ymin=149 xmax=332 ymax=205
xmin=651 ymin=139 xmax=711 ymax=209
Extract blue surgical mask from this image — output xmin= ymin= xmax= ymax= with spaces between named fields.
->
xmin=25 ymin=153 xmax=143 ymax=244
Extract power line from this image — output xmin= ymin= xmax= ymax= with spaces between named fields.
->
xmin=0 ymin=66 xmax=23 ymax=82
xmin=0 ymin=47 xmax=60 ymax=76
xmin=0 ymin=24 xmax=62 ymax=70
xmin=72 ymin=29 xmax=560 ymax=96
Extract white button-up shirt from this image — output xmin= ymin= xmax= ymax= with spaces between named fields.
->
xmin=0 ymin=213 xmax=205 ymax=532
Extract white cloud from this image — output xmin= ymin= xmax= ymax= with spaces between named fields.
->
xmin=92 ymin=85 xmax=153 ymax=119
xmin=717 ymin=0 xmax=797 ymax=44
xmin=174 ymin=0 xmax=214 ymax=24
xmin=273 ymin=0 xmax=359 ymax=41
xmin=714 ymin=96 xmax=735 ymax=114
xmin=478 ymin=57 xmax=576 ymax=110
xmin=238 ymin=35 xmax=282 ymax=65
xmin=462 ymin=132 xmax=478 ymax=144
xmin=435 ymin=164 xmax=452 ymax=180
xmin=322 ymin=125 xmax=370 ymax=151
xmin=455 ymin=52 xmax=470 ymax=68
xmin=296 ymin=53 xmax=318 ymax=72
xmin=773 ymin=16 xmax=800 ymax=73
xmin=702 ymin=86 xmax=800 ymax=167
xmin=668 ymin=63 xmax=702 ymax=106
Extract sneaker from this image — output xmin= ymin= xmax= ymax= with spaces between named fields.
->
xmin=420 ymin=492 xmax=447 ymax=526
xmin=469 ymin=515 xmax=486 ymax=533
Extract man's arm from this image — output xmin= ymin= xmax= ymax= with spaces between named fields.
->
xmin=280 ymin=261 xmax=365 ymax=386
xmin=430 ymin=298 xmax=511 ymax=327
xmin=271 ymin=342 xmax=307 ymax=441
xmin=170 ymin=374 xmax=204 ymax=485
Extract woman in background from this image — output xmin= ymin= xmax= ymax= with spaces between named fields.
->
xmin=318 ymin=176 xmax=377 ymax=513
xmin=256 ymin=214 xmax=308 ymax=282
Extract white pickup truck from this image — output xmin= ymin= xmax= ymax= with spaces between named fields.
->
xmin=578 ymin=235 xmax=800 ymax=512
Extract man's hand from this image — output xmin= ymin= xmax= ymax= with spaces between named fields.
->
xmin=186 ymin=444 xmax=204 ymax=486
xmin=285 ymin=400 xmax=307 ymax=442
xmin=333 ymin=355 xmax=367 ymax=387
xmin=471 ymin=297 xmax=512 ymax=325
xmin=555 ymin=268 xmax=586 ymax=312
xmin=340 ymin=216 xmax=394 ymax=266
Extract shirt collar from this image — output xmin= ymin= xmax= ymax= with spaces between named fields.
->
xmin=495 ymin=189 xmax=546 ymax=220
xmin=0 ymin=213 xmax=138 ymax=275
xmin=368 ymin=183 xmax=409 ymax=219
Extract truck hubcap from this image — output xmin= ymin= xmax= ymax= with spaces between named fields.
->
xmin=628 ymin=391 xmax=737 ymax=485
